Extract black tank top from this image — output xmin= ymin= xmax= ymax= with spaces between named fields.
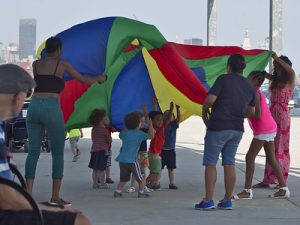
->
xmin=34 ymin=60 xmax=65 ymax=94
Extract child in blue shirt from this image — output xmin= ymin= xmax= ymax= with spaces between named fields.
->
xmin=114 ymin=111 xmax=155 ymax=198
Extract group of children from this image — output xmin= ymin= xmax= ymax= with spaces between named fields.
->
xmin=69 ymin=70 xmax=290 ymax=201
xmin=83 ymin=100 xmax=181 ymax=198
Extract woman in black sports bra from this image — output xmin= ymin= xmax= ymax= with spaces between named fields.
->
xmin=25 ymin=36 xmax=107 ymax=206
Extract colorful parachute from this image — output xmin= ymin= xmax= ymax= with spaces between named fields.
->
xmin=37 ymin=17 xmax=272 ymax=130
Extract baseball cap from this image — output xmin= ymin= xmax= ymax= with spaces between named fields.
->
xmin=0 ymin=64 xmax=36 ymax=94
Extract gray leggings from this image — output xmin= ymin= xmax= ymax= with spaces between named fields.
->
xmin=25 ymin=97 xmax=65 ymax=179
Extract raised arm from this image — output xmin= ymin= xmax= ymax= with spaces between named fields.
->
xmin=175 ymin=104 xmax=181 ymax=124
xmin=141 ymin=104 xmax=150 ymax=125
xmin=273 ymin=53 xmax=295 ymax=86
xmin=152 ymin=97 xmax=158 ymax=111
xmin=63 ymin=61 xmax=107 ymax=84
xmin=166 ymin=102 xmax=175 ymax=125
xmin=147 ymin=119 xmax=156 ymax=140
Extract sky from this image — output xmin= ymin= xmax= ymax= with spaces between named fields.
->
xmin=0 ymin=0 xmax=299 ymax=73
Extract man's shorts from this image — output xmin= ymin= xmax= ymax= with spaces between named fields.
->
xmin=203 ymin=130 xmax=243 ymax=166
xmin=0 ymin=209 xmax=76 ymax=225
xmin=161 ymin=149 xmax=176 ymax=170
xmin=119 ymin=161 xmax=144 ymax=183
xmin=69 ymin=136 xmax=79 ymax=149
xmin=148 ymin=153 xmax=162 ymax=174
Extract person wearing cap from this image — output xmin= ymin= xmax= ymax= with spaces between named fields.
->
xmin=24 ymin=36 xmax=107 ymax=206
xmin=0 ymin=64 xmax=93 ymax=225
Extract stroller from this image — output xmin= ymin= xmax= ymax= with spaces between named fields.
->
xmin=7 ymin=101 xmax=51 ymax=153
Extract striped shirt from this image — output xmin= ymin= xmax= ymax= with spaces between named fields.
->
xmin=91 ymin=126 xmax=111 ymax=152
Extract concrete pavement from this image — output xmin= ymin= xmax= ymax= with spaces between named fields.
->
xmin=13 ymin=116 xmax=300 ymax=225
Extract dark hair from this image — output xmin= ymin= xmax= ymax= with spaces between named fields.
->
xmin=88 ymin=109 xmax=106 ymax=126
xmin=45 ymin=36 xmax=62 ymax=53
xmin=227 ymin=54 xmax=246 ymax=73
xmin=148 ymin=111 xmax=163 ymax=120
xmin=270 ymin=55 xmax=293 ymax=90
xmin=248 ymin=71 xmax=266 ymax=87
xmin=124 ymin=112 xmax=140 ymax=129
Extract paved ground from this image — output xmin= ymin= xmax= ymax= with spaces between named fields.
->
xmin=13 ymin=116 xmax=300 ymax=225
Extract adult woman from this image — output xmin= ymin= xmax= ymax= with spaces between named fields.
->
xmin=253 ymin=53 xmax=295 ymax=192
xmin=25 ymin=36 xmax=107 ymax=206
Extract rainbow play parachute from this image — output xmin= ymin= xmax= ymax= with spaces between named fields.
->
xmin=37 ymin=17 xmax=272 ymax=130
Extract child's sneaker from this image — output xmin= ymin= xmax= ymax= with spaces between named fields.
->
xmin=99 ymin=183 xmax=110 ymax=189
xmin=169 ymin=184 xmax=178 ymax=190
xmin=72 ymin=155 xmax=78 ymax=162
xmin=194 ymin=199 xmax=215 ymax=210
xmin=126 ymin=186 xmax=136 ymax=193
xmin=144 ymin=186 xmax=152 ymax=193
xmin=217 ymin=199 xmax=233 ymax=210
xmin=113 ymin=191 xmax=123 ymax=198
xmin=92 ymin=183 xmax=99 ymax=189
xmin=106 ymin=178 xmax=114 ymax=184
xmin=138 ymin=191 xmax=150 ymax=198
xmin=152 ymin=184 xmax=161 ymax=191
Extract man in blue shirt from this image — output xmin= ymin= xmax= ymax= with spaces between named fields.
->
xmin=195 ymin=54 xmax=256 ymax=210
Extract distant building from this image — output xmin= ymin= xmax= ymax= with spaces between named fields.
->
xmin=184 ymin=38 xmax=203 ymax=46
xmin=241 ymin=29 xmax=251 ymax=50
xmin=19 ymin=19 xmax=36 ymax=60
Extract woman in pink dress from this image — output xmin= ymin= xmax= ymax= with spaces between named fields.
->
xmin=253 ymin=53 xmax=295 ymax=191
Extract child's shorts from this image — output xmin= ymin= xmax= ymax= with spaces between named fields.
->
xmin=161 ymin=149 xmax=176 ymax=170
xmin=148 ymin=153 xmax=162 ymax=174
xmin=88 ymin=151 xmax=108 ymax=171
xmin=254 ymin=132 xmax=277 ymax=142
xmin=69 ymin=136 xmax=79 ymax=149
xmin=119 ymin=161 xmax=144 ymax=182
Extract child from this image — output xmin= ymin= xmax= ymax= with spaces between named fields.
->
xmin=146 ymin=102 xmax=174 ymax=189
xmin=88 ymin=109 xmax=112 ymax=189
xmin=68 ymin=128 xmax=83 ymax=162
xmin=233 ymin=71 xmax=290 ymax=199
xmin=114 ymin=111 xmax=155 ymax=198
xmin=126 ymin=111 xmax=150 ymax=193
xmin=160 ymin=104 xmax=181 ymax=189
xmin=105 ymin=125 xmax=116 ymax=184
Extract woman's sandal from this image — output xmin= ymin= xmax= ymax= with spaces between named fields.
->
xmin=269 ymin=187 xmax=290 ymax=198
xmin=232 ymin=189 xmax=253 ymax=200
xmin=49 ymin=197 xmax=72 ymax=207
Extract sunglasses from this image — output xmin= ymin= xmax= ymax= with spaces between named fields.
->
xmin=26 ymin=88 xmax=34 ymax=99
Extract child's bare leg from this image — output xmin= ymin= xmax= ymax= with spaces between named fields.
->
xmin=98 ymin=170 xmax=106 ymax=185
xmin=117 ymin=181 xmax=126 ymax=191
xmin=236 ymin=139 xmax=264 ymax=198
xmin=138 ymin=179 xmax=146 ymax=191
xmin=92 ymin=170 xmax=98 ymax=185
xmin=244 ymin=139 xmax=264 ymax=189
xmin=168 ymin=169 xmax=175 ymax=185
xmin=105 ymin=166 xmax=111 ymax=179
xmin=131 ymin=174 xmax=137 ymax=187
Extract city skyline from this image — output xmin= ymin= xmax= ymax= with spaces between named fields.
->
xmin=0 ymin=0 xmax=299 ymax=73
